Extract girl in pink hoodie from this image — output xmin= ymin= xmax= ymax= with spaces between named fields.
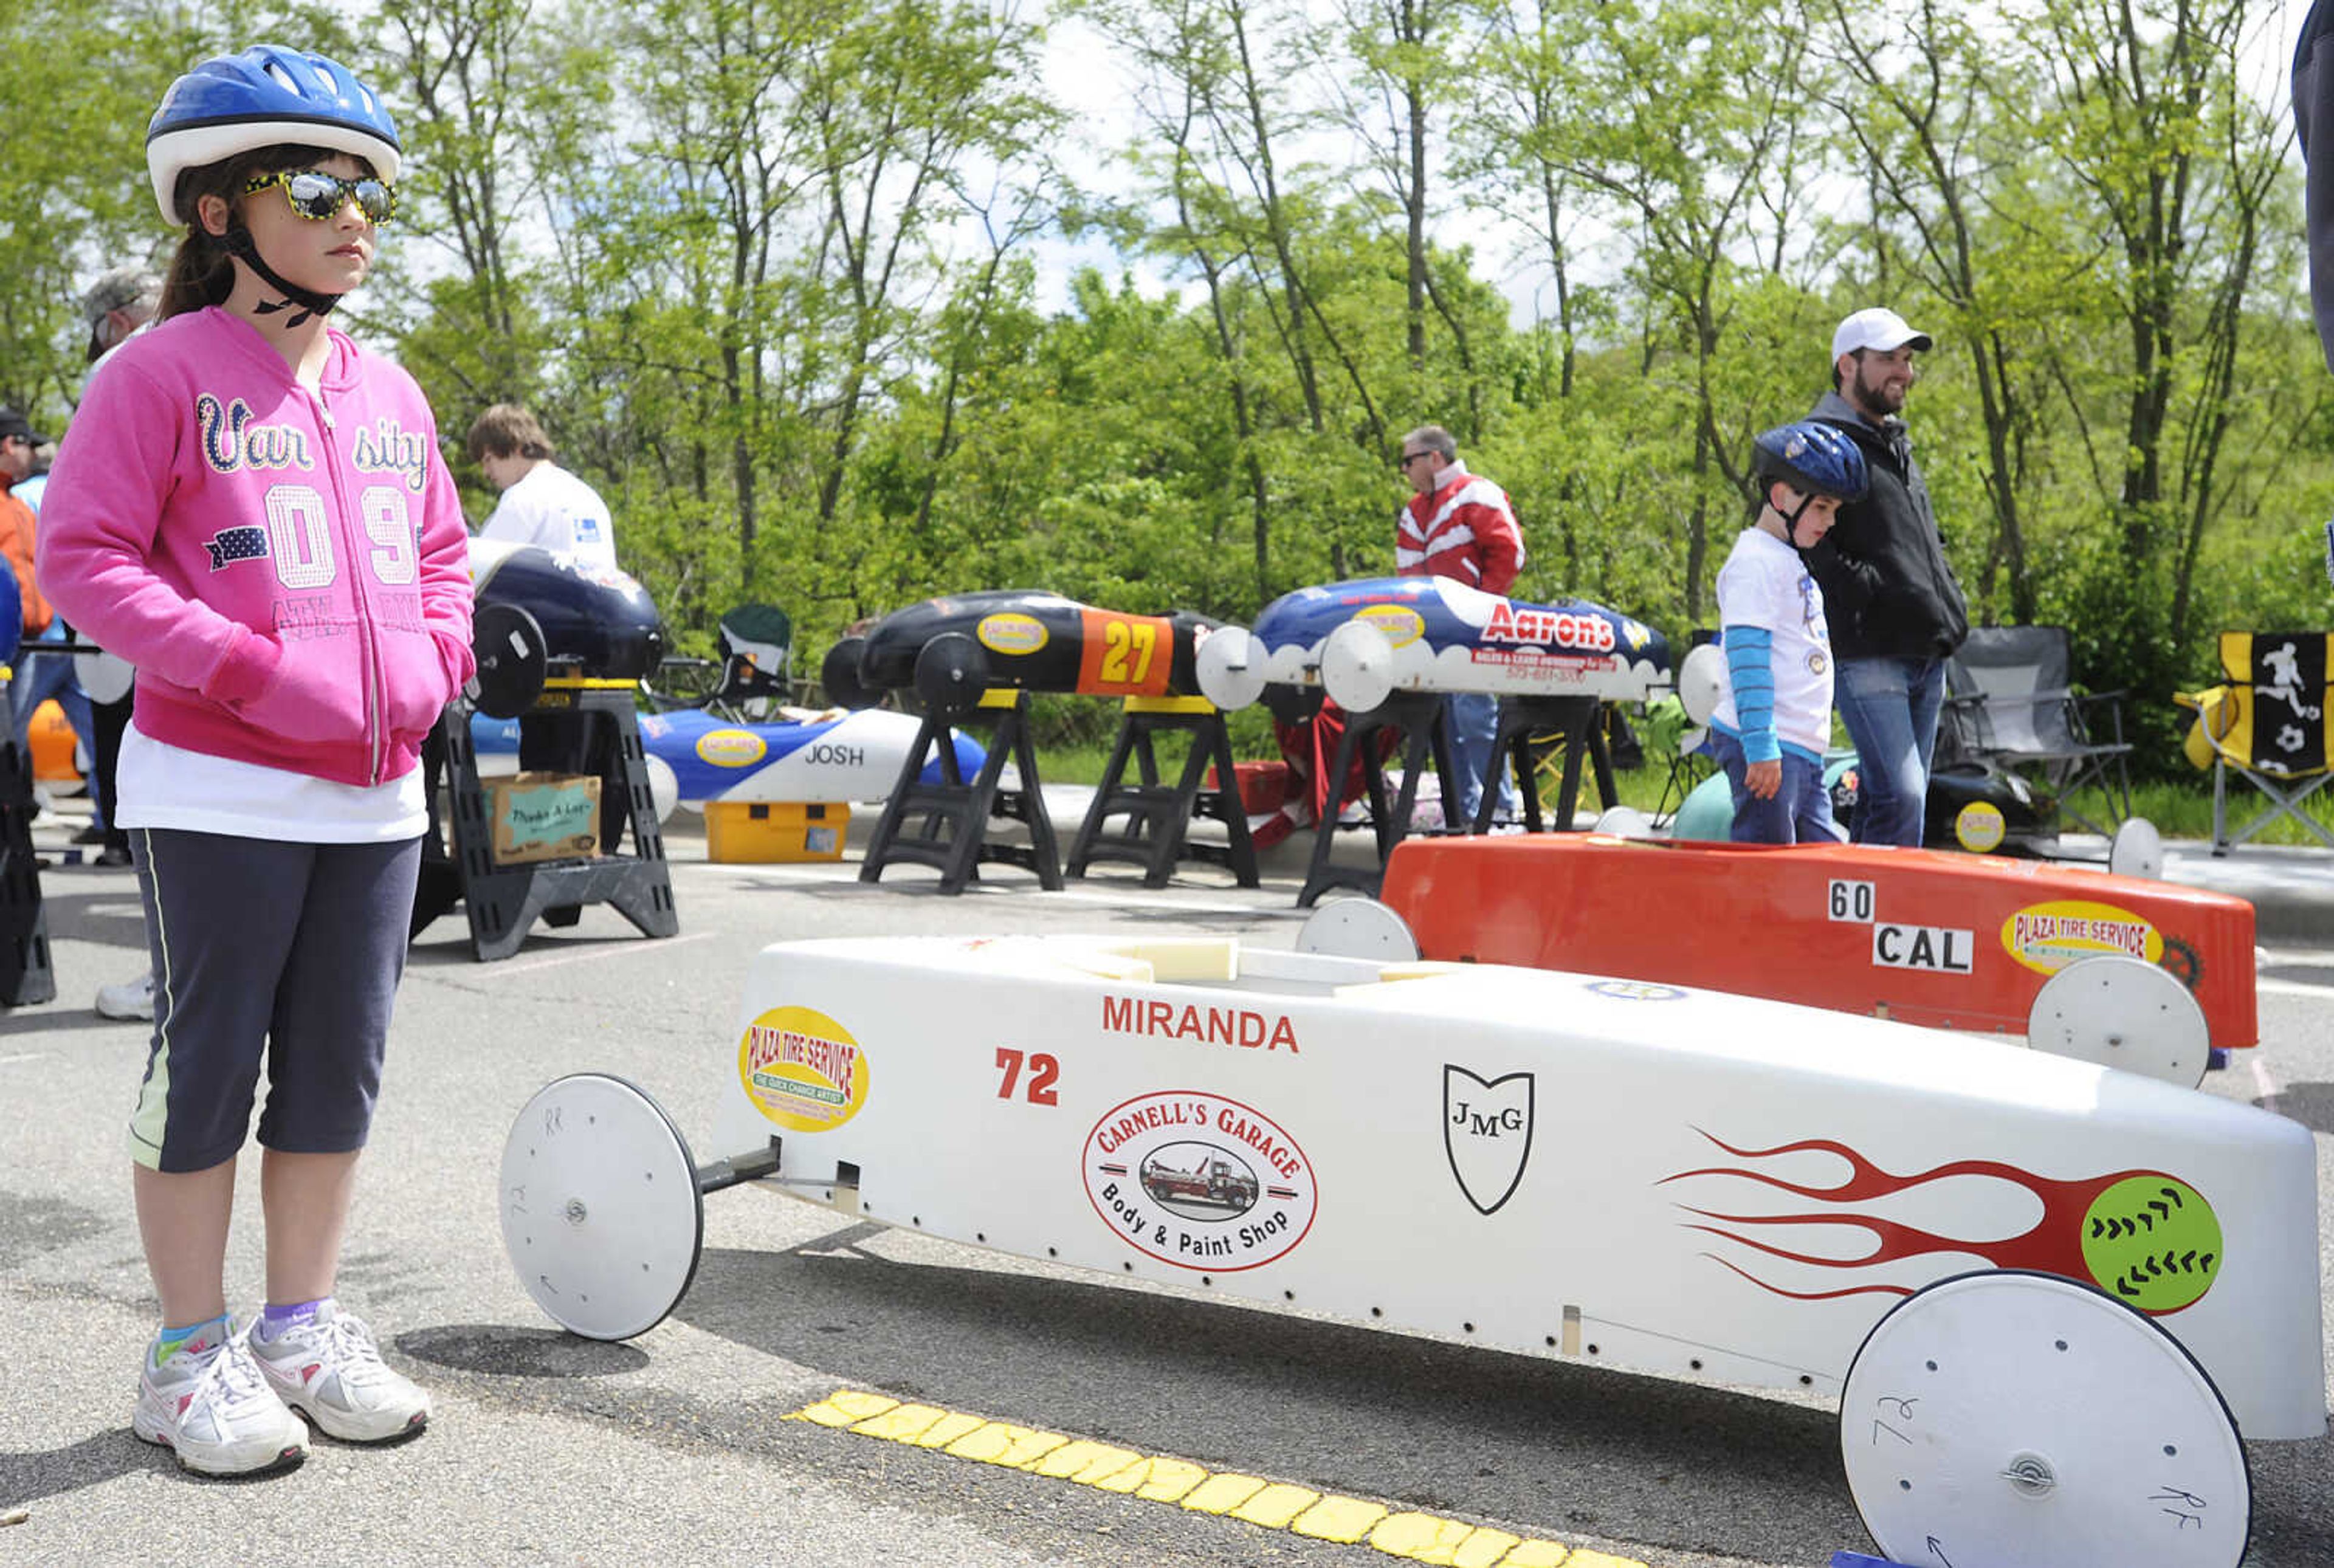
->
xmin=36 ymin=46 xmax=472 ymax=1477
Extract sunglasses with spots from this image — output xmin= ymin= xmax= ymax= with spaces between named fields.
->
xmin=243 ymin=168 xmax=397 ymax=225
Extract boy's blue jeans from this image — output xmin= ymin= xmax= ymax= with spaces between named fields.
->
xmin=1832 ymin=655 xmax=1947 ymax=847
xmin=1709 ymin=729 xmax=1840 ymax=844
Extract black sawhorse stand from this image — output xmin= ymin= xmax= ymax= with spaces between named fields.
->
xmin=1297 ymin=690 xmax=1461 ymax=907
xmin=1068 ymin=696 xmax=1259 ymax=889
xmin=1475 ymin=695 xmax=1617 ymax=834
xmin=859 ymin=689 xmax=1062 ymax=895
xmin=425 ymin=679 xmax=678 ymax=961
xmin=0 ymin=732 xmax=53 ymax=1005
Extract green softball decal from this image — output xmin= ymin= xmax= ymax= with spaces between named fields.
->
xmin=2081 ymin=1175 xmax=2221 ymax=1312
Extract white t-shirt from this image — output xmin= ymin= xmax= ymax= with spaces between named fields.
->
xmin=478 ymin=462 xmax=617 ymax=570
xmin=118 ymin=723 xmax=427 ymax=842
xmin=1712 ymin=527 xmax=1833 ymax=761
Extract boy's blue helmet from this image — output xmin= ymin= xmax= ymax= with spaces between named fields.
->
xmin=146 ymin=46 xmax=401 ymax=225
xmin=1751 ymin=421 xmax=1868 ymax=503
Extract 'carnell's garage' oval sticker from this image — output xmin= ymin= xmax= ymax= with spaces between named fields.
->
xmin=1084 ymin=1090 xmax=1315 ymax=1271
xmin=2000 ymin=899 xmax=2163 ymax=975
xmin=737 ymin=1005 xmax=869 ymax=1132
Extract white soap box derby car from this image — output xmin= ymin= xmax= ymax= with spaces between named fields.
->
xmin=501 ymin=933 xmax=2324 ymax=1568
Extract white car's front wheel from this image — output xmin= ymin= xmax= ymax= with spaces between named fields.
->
xmin=1840 ymin=1268 xmax=2248 ymax=1568
xmin=500 ymin=1073 xmax=705 ymax=1342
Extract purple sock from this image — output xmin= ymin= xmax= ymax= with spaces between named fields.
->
xmin=256 ymin=1296 xmax=332 ymax=1339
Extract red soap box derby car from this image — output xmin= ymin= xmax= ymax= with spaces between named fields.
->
xmin=1380 ymin=833 xmax=2256 ymax=1069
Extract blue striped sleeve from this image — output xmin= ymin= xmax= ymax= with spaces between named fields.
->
xmin=1723 ymin=624 xmax=1780 ymax=762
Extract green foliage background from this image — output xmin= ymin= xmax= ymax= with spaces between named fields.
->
xmin=2 ymin=0 xmax=2325 ymax=773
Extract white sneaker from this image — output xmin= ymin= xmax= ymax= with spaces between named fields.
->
xmin=132 ymin=1318 xmax=309 ymax=1476
xmin=95 ymin=971 xmax=155 ymax=1021
xmin=250 ymin=1302 xmax=430 ymax=1443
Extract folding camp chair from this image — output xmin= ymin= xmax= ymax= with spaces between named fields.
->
xmin=1939 ymin=625 xmax=2133 ymax=836
xmin=708 ymin=603 xmax=796 ymax=718
xmin=1634 ymin=628 xmax=1718 ymax=828
xmin=1633 ymin=695 xmax=1715 ymax=828
xmin=2175 ymin=631 xmax=2334 ymax=856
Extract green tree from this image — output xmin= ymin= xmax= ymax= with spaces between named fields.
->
xmin=2020 ymin=0 xmax=2305 ymax=752
xmin=0 ymin=1 xmax=218 ymax=420
xmin=1547 ymin=0 xmax=1820 ymax=622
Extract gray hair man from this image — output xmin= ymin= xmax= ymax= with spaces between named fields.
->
xmin=82 ymin=267 xmax=164 ymax=365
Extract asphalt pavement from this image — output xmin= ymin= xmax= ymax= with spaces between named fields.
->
xmin=1 ymin=789 xmax=2329 ymax=1568
xmin=2152 ymin=837 xmax=2334 ymax=944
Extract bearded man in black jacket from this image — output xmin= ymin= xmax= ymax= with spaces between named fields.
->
xmin=1803 ymin=307 xmax=1970 ymax=846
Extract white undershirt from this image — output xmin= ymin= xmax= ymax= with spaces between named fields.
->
xmin=117 ymin=721 xmax=427 ymax=843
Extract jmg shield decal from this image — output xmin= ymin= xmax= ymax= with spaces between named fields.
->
xmin=1444 ymin=1065 xmax=1534 ymax=1216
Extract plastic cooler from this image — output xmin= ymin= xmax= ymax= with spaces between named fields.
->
xmin=705 ymin=800 xmax=851 ymax=864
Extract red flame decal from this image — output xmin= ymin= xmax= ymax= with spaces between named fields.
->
xmin=1662 ymin=1130 xmax=2167 ymax=1304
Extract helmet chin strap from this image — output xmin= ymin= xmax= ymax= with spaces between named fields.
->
xmin=1780 ymin=492 xmax=1818 ymax=548
xmin=1766 ymin=480 xmax=1819 ymax=549
xmin=218 ymin=222 xmax=343 ymax=328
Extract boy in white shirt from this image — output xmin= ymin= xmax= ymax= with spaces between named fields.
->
xmin=1709 ymin=421 xmax=1868 ymax=843
xmin=467 ymin=403 xmax=618 ymax=570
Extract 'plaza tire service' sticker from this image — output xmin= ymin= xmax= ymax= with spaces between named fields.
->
xmin=737 ymin=1005 xmax=869 ymax=1132
xmin=1084 ymin=1090 xmax=1316 ymax=1271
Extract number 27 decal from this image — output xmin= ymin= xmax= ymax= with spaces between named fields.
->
xmin=1075 ymin=609 xmax=1173 ymax=696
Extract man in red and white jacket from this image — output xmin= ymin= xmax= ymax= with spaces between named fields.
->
xmin=1394 ymin=424 xmax=1526 ymax=821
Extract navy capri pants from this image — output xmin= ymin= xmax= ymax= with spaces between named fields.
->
xmin=126 ymin=829 xmax=422 ymax=1173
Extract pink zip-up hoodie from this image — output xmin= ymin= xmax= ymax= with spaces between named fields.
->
xmin=37 ymin=307 xmax=474 ymax=788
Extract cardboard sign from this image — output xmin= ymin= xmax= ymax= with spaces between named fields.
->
xmin=488 ymin=772 xmax=601 ymax=865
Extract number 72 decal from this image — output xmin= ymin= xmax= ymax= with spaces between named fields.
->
xmin=995 ymin=1047 xmax=1059 ymax=1105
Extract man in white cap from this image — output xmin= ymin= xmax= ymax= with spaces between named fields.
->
xmin=1803 ymin=307 xmax=1969 ymax=847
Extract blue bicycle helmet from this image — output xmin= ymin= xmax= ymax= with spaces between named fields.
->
xmin=1750 ymin=421 xmax=1867 ymax=504
xmin=146 ymin=46 xmax=401 ymax=225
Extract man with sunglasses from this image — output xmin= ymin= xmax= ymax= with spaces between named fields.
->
xmin=1395 ymin=424 xmax=1526 ymax=824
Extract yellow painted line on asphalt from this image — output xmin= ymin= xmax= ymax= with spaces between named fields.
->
xmin=787 ymin=1388 xmax=1648 ymax=1566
